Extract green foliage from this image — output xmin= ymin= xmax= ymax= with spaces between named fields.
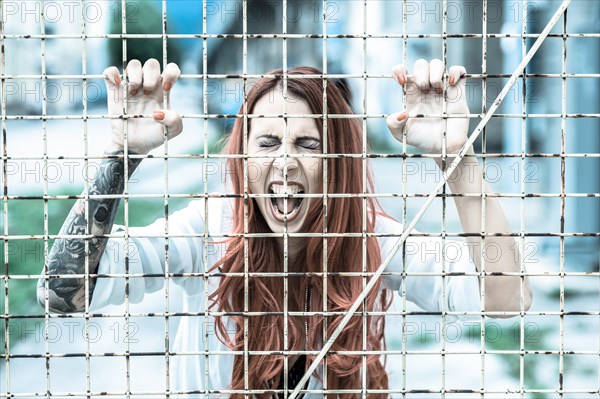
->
xmin=387 ymin=317 xmax=565 ymax=399
xmin=108 ymin=0 xmax=183 ymax=68
xmin=484 ymin=321 xmax=553 ymax=399
xmin=0 ymin=198 xmax=73 ymax=319
xmin=0 ymin=198 xmax=72 ymax=353
xmin=0 ymin=193 xmax=166 ymax=351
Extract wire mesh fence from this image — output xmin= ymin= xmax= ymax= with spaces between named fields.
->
xmin=1 ymin=0 xmax=599 ymax=398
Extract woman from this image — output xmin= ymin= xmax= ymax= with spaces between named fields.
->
xmin=37 ymin=58 xmax=532 ymax=398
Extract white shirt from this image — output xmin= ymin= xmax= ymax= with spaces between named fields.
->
xmin=90 ymin=197 xmax=481 ymax=397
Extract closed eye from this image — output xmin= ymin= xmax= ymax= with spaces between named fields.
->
xmin=256 ymin=134 xmax=281 ymax=148
xmin=297 ymin=140 xmax=321 ymax=150
xmin=258 ymin=141 xmax=319 ymax=150
xmin=254 ymin=134 xmax=321 ymax=151
xmin=258 ymin=140 xmax=280 ymax=148
xmin=296 ymin=137 xmax=321 ymax=151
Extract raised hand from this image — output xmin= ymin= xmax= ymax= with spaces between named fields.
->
xmin=37 ymin=60 xmax=185 ymax=313
xmin=386 ymin=59 xmax=470 ymax=154
xmin=103 ymin=59 xmax=183 ymax=154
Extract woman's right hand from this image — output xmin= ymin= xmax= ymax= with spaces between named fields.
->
xmin=103 ymin=59 xmax=183 ymax=155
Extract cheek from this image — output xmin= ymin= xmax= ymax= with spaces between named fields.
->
xmin=303 ymin=158 xmax=323 ymax=189
xmin=248 ymin=159 xmax=269 ymax=191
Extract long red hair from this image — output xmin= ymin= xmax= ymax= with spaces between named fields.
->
xmin=209 ymin=67 xmax=392 ymax=398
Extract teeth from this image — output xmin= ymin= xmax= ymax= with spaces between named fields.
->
xmin=269 ymin=183 xmax=305 ymax=217
xmin=270 ymin=183 xmax=302 ymax=195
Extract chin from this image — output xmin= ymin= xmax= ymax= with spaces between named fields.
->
xmin=266 ymin=219 xmax=306 ymax=234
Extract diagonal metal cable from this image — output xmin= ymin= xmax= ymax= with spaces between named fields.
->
xmin=289 ymin=1 xmax=572 ymax=397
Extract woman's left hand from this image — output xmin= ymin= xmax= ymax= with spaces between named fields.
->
xmin=386 ymin=59 xmax=471 ymax=154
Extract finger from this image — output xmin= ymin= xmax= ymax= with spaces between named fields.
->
xmin=413 ymin=59 xmax=430 ymax=94
xmin=448 ymin=65 xmax=466 ymax=86
xmin=103 ymin=66 xmax=123 ymax=105
xmin=429 ymin=59 xmax=444 ymax=94
xmin=161 ymin=62 xmax=181 ymax=92
xmin=142 ymin=58 xmax=161 ymax=95
xmin=391 ymin=64 xmax=408 ymax=86
xmin=103 ymin=66 xmax=121 ymax=88
xmin=447 ymin=65 xmax=467 ymax=105
xmin=125 ymin=59 xmax=142 ymax=96
xmin=386 ymin=110 xmax=408 ymax=136
xmin=153 ymin=109 xmax=183 ymax=137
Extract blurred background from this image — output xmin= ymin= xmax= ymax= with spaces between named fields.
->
xmin=1 ymin=0 xmax=598 ymax=397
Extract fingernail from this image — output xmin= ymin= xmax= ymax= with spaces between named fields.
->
xmin=398 ymin=75 xmax=405 ymax=85
xmin=130 ymin=88 xmax=138 ymax=96
xmin=396 ymin=112 xmax=407 ymax=121
xmin=153 ymin=111 xmax=165 ymax=120
xmin=449 ymin=76 xmax=455 ymax=85
xmin=163 ymin=82 xmax=172 ymax=91
xmin=115 ymin=75 xmax=121 ymax=86
xmin=144 ymin=90 xmax=152 ymax=95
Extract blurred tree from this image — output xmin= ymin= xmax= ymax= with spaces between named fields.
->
xmin=108 ymin=0 xmax=183 ymax=68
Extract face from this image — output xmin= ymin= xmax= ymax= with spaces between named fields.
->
xmin=247 ymin=88 xmax=323 ymax=234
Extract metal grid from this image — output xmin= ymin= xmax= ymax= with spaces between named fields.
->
xmin=1 ymin=0 xmax=599 ymax=398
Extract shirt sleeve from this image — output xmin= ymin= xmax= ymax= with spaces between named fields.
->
xmin=377 ymin=215 xmax=482 ymax=320
xmin=89 ymin=199 xmax=211 ymax=311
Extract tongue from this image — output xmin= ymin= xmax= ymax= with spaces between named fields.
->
xmin=276 ymin=198 xmax=297 ymax=214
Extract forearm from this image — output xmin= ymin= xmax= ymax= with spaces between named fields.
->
xmin=37 ymin=150 xmax=142 ymax=313
xmin=436 ymin=146 xmax=532 ymax=315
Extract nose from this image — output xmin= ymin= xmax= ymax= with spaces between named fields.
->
xmin=272 ymin=146 xmax=300 ymax=179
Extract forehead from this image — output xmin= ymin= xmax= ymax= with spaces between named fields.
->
xmin=249 ymin=89 xmax=320 ymax=137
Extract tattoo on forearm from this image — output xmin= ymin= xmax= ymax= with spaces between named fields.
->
xmin=37 ymin=151 xmax=142 ymax=313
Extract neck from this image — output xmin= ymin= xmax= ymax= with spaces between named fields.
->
xmin=276 ymin=236 xmax=306 ymax=270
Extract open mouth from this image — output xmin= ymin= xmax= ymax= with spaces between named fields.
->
xmin=268 ymin=182 xmax=305 ymax=222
